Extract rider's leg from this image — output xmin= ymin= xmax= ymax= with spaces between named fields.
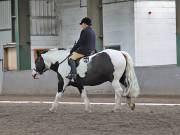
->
xmin=67 ymin=52 xmax=84 ymax=80
xmin=67 ymin=58 xmax=77 ymax=79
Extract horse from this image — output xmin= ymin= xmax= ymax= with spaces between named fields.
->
xmin=32 ymin=49 xmax=140 ymax=112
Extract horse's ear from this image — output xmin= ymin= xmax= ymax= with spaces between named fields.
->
xmin=41 ymin=49 xmax=49 ymax=54
xmin=36 ymin=49 xmax=49 ymax=57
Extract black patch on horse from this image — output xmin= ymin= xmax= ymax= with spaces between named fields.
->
xmin=68 ymin=80 xmax=83 ymax=94
xmin=50 ymin=61 xmax=59 ymax=72
xmin=57 ymin=73 xmax=64 ymax=93
xmin=120 ymin=71 xmax=128 ymax=87
xmin=81 ymin=52 xmax=115 ymax=86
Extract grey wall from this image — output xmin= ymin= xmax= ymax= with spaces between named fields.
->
xmin=2 ymin=70 xmax=58 ymax=95
xmin=136 ymin=65 xmax=180 ymax=96
xmin=59 ymin=0 xmax=87 ymax=48
xmin=1 ymin=70 xmax=112 ymax=95
xmin=2 ymin=65 xmax=180 ymax=96
xmin=134 ymin=0 xmax=176 ymax=66
xmin=103 ymin=1 xmax=135 ymax=59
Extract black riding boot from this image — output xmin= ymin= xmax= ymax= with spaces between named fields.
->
xmin=66 ymin=58 xmax=77 ymax=80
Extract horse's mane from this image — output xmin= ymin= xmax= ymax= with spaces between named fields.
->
xmin=39 ymin=48 xmax=68 ymax=55
xmin=48 ymin=48 xmax=67 ymax=51
xmin=41 ymin=48 xmax=70 ymax=64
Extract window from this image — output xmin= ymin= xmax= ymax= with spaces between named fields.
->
xmin=30 ymin=0 xmax=57 ymax=36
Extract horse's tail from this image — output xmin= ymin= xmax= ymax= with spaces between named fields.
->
xmin=121 ymin=51 xmax=140 ymax=97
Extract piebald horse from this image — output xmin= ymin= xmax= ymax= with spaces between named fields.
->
xmin=32 ymin=49 xmax=140 ymax=112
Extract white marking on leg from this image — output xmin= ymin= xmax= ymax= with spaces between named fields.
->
xmin=49 ymin=92 xmax=62 ymax=112
xmin=112 ymin=80 xmax=123 ymax=112
xmin=81 ymin=89 xmax=91 ymax=112
xmin=49 ymin=77 xmax=70 ymax=113
xmin=62 ymin=78 xmax=70 ymax=90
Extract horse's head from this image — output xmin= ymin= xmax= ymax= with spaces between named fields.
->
xmin=32 ymin=54 xmax=49 ymax=79
xmin=32 ymin=48 xmax=70 ymax=79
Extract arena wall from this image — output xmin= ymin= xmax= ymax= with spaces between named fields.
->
xmin=1 ymin=65 xmax=180 ymax=96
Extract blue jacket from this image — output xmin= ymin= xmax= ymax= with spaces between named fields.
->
xmin=71 ymin=26 xmax=96 ymax=56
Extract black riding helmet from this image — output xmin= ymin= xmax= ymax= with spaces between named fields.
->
xmin=80 ymin=17 xmax=92 ymax=26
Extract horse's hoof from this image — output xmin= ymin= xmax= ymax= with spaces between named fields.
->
xmin=130 ymin=103 xmax=135 ymax=110
xmin=49 ymin=108 xmax=56 ymax=113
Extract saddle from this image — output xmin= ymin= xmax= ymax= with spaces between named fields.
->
xmin=74 ymin=50 xmax=96 ymax=67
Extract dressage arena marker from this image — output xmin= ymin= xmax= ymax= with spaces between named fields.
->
xmin=0 ymin=101 xmax=180 ymax=106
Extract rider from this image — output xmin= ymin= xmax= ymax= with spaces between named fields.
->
xmin=66 ymin=17 xmax=96 ymax=80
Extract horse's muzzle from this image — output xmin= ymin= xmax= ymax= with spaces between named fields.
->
xmin=32 ymin=69 xmax=39 ymax=79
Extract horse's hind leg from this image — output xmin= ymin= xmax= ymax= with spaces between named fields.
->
xmin=112 ymin=80 xmax=123 ymax=112
xmin=126 ymin=96 xmax=135 ymax=110
xmin=81 ymin=88 xmax=91 ymax=112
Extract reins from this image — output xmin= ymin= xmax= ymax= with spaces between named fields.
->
xmin=58 ymin=54 xmax=72 ymax=65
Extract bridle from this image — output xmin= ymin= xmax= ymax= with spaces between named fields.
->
xmin=34 ymin=53 xmax=72 ymax=74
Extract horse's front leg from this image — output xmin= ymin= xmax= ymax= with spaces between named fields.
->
xmin=49 ymin=76 xmax=69 ymax=113
xmin=81 ymin=89 xmax=91 ymax=112
xmin=49 ymin=92 xmax=63 ymax=113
